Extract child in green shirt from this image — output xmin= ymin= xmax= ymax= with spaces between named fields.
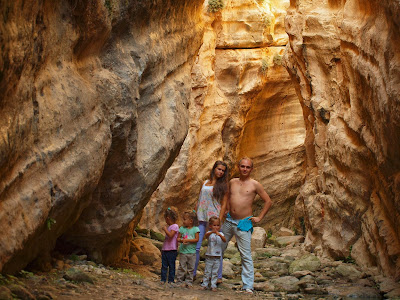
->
xmin=176 ymin=211 xmax=200 ymax=287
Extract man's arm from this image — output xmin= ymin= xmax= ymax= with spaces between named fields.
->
xmin=250 ymin=181 xmax=272 ymax=223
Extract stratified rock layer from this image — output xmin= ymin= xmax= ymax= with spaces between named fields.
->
xmin=141 ymin=0 xmax=306 ymax=232
xmin=0 ymin=0 xmax=204 ymax=273
xmin=285 ymin=0 xmax=400 ymax=278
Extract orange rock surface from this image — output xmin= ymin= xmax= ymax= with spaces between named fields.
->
xmin=285 ymin=0 xmax=400 ymax=278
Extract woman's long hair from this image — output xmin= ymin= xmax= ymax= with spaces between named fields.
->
xmin=209 ymin=160 xmax=229 ymax=202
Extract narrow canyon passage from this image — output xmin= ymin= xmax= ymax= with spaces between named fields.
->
xmin=0 ymin=0 xmax=399 ymax=299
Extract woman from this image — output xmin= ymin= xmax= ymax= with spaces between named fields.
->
xmin=194 ymin=160 xmax=229 ymax=282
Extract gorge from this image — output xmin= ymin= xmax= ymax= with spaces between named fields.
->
xmin=0 ymin=0 xmax=399 ymax=287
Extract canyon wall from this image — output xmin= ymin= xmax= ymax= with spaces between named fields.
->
xmin=0 ymin=0 xmax=204 ymax=273
xmin=285 ymin=0 xmax=400 ymax=278
xmin=140 ymin=0 xmax=306 ymax=232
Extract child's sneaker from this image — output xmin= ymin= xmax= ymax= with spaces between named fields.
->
xmin=243 ymin=288 xmax=253 ymax=294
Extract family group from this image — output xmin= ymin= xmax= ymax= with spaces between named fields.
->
xmin=159 ymin=158 xmax=272 ymax=294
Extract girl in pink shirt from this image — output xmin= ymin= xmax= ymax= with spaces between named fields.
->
xmin=161 ymin=207 xmax=179 ymax=284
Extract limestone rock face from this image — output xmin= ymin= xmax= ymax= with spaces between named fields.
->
xmin=0 ymin=0 xmax=204 ymax=273
xmin=285 ymin=0 xmax=400 ymax=278
xmin=141 ymin=0 xmax=306 ymax=232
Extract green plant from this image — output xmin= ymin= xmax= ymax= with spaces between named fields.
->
xmin=69 ymin=254 xmax=79 ymax=262
xmin=114 ymin=268 xmax=143 ymax=278
xmin=300 ymin=216 xmax=306 ymax=235
xmin=267 ymin=229 xmax=273 ymax=239
xmin=344 ymin=245 xmax=356 ymax=264
xmin=259 ymin=252 xmax=273 ymax=258
xmin=208 ymin=0 xmax=223 ymax=13
xmin=46 ymin=218 xmax=56 ymax=230
xmin=104 ymin=0 xmax=116 ymax=16
xmin=19 ymin=270 xmax=34 ymax=278
xmin=261 ymin=58 xmax=269 ymax=75
xmin=273 ymin=53 xmax=283 ymax=66
xmin=0 ymin=274 xmax=9 ymax=285
xmin=293 ymin=227 xmax=298 ymax=235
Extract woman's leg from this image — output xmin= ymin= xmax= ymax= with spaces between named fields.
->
xmin=193 ymin=221 xmax=207 ymax=277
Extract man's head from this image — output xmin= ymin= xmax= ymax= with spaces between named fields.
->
xmin=238 ymin=157 xmax=253 ymax=177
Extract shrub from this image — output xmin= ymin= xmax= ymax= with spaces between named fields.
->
xmin=208 ymin=0 xmax=224 ymax=13
xmin=46 ymin=218 xmax=56 ymax=230
xmin=261 ymin=58 xmax=269 ymax=75
xmin=273 ymin=53 xmax=283 ymax=66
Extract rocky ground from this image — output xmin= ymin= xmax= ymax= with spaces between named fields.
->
xmin=1 ymin=227 xmax=399 ymax=300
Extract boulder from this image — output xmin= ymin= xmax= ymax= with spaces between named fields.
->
xmin=223 ymin=241 xmax=239 ymax=259
xmin=63 ymin=268 xmax=95 ymax=284
xmin=289 ymin=254 xmax=321 ymax=273
xmin=276 ymin=227 xmax=295 ymax=237
xmin=335 ymin=264 xmax=362 ymax=280
xmin=251 ymin=227 xmax=267 ymax=249
xmin=253 ymin=281 xmax=275 ymax=292
xmin=130 ymin=238 xmax=161 ymax=267
xmin=150 ymin=230 xmax=165 ymax=242
xmin=275 ymin=236 xmax=304 ymax=247
xmin=222 ymin=260 xmax=235 ymax=279
xmin=270 ymin=276 xmax=300 ymax=293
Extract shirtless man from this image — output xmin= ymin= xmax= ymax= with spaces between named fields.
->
xmin=219 ymin=157 xmax=272 ymax=293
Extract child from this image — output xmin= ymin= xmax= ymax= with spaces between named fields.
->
xmin=201 ymin=216 xmax=226 ymax=291
xmin=176 ymin=211 xmax=200 ymax=287
xmin=161 ymin=207 xmax=179 ymax=285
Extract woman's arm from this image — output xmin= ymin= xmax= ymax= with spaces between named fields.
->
xmin=196 ymin=181 xmax=205 ymax=212
xmin=219 ymin=190 xmax=229 ymax=222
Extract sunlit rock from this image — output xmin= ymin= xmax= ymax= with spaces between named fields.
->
xmin=285 ymin=0 xmax=400 ymax=278
xmin=141 ymin=0 xmax=305 ymax=235
xmin=0 ymin=0 xmax=204 ymax=273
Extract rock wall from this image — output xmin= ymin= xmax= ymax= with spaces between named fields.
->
xmin=140 ymin=0 xmax=306 ymax=232
xmin=0 ymin=0 xmax=204 ymax=273
xmin=285 ymin=0 xmax=400 ymax=278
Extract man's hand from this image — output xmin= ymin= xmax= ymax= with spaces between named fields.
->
xmin=250 ymin=216 xmax=261 ymax=223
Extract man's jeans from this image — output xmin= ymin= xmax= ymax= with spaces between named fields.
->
xmin=222 ymin=218 xmax=254 ymax=290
